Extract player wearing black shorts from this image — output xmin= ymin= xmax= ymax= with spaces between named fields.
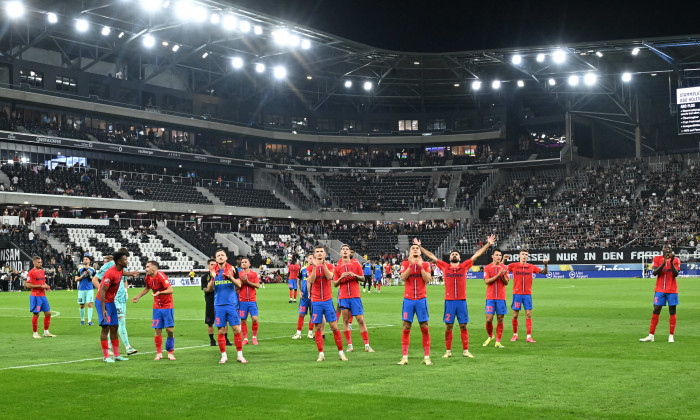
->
xmin=202 ymin=258 xmax=232 ymax=346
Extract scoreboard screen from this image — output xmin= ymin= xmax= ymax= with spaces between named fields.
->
xmin=677 ymin=86 xmax=700 ymax=135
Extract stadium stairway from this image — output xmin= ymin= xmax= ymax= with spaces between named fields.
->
xmin=195 ymin=186 xmax=225 ymax=206
xmin=445 ymin=174 xmax=461 ymax=208
xmin=227 ymin=233 xmax=252 ymax=255
xmin=397 ymin=235 xmax=409 ymax=252
xmin=157 ymin=225 xmax=209 ymax=267
xmin=102 ymin=178 xmax=133 ymax=200
xmin=257 ymin=173 xmax=301 ymax=210
xmin=214 ymin=232 xmax=240 ymax=255
xmin=0 ymin=170 xmax=19 ymax=192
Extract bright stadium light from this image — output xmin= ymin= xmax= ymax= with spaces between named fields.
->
xmin=273 ymin=66 xmax=286 ymax=79
xmin=47 ymin=12 xmax=58 ymax=23
xmin=175 ymin=1 xmax=206 ymax=22
xmin=552 ymin=49 xmax=566 ymax=63
xmin=239 ymin=20 xmax=251 ymax=33
xmin=141 ymin=0 xmax=163 ymax=12
xmin=517 ymin=80 xmax=525 ymax=87
xmin=222 ymin=13 xmax=237 ymax=30
xmin=5 ymin=1 xmax=25 ymax=19
xmin=255 ymin=63 xmax=265 ymax=73
xmin=491 ymin=80 xmax=501 ymax=89
xmin=548 ymin=78 xmax=556 ymax=86
xmin=253 ymin=25 xmax=263 ymax=35
xmin=118 ymin=31 xmax=124 ymax=38
xmin=568 ymin=75 xmax=579 ymax=86
xmin=201 ymin=51 xmax=209 ymax=59
xmin=363 ymin=81 xmax=373 ymax=91
xmin=142 ymin=34 xmax=155 ymax=48
xmin=301 ymin=39 xmax=311 ymax=50
xmin=101 ymin=26 xmax=111 ymax=36
xmin=231 ymin=56 xmax=243 ymax=69
xmin=536 ymin=53 xmax=545 ymax=62
xmin=289 ymin=34 xmax=300 ymax=47
xmin=471 ymin=80 xmax=482 ymax=90
xmin=595 ymin=51 xmax=603 ymax=57
xmin=622 ymin=72 xmax=632 ymax=82
xmin=172 ymin=44 xmax=180 ymax=52
xmin=631 ymin=47 xmax=640 ymax=56
xmin=76 ymin=18 xmax=89 ymax=32
xmin=511 ymin=54 xmax=522 ymax=65
xmin=272 ymin=28 xmax=290 ymax=45
xmin=209 ymin=13 xmax=220 ymax=24
xmin=344 ymin=80 xmax=353 ymax=88
xmin=584 ymin=72 xmax=597 ymax=86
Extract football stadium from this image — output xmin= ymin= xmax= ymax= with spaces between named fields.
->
xmin=1 ymin=1 xmax=699 ymax=418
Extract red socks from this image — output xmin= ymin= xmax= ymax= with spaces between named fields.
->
xmin=344 ymin=330 xmax=352 ymax=345
xmin=289 ymin=290 xmax=293 ymax=299
xmin=333 ymin=330 xmax=344 ymax=351
xmin=155 ymin=336 xmax=163 ymax=353
xmin=111 ymin=339 xmax=120 ymax=357
xmin=526 ymin=319 xmax=532 ymax=335
xmin=486 ymin=322 xmax=493 ymax=337
xmin=308 ymin=319 xmax=314 ymax=332
xmin=294 ymin=290 xmax=297 ymax=299
xmin=669 ymin=315 xmax=676 ymax=335
xmin=241 ymin=321 xmax=248 ymax=339
xmin=101 ymin=340 xmax=109 ymax=358
xmin=496 ymin=322 xmax=504 ymax=342
xmin=378 ymin=284 xmax=381 ymax=291
xmin=315 ymin=330 xmax=323 ymax=352
xmin=460 ymin=329 xmax=469 ymax=350
xmin=217 ymin=333 xmax=226 ymax=353
xmin=31 ymin=315 xmax=38 ymax=333
xmin=421 ymin=327 xmax=430 ymax=357
xmin=43 ymin=314 xmax=51 ymax=330
xmin=252 ymin=321 xmax=258 ymax=337
xmin=650 ymin=313 xmax=659 ymax=334
xmin=361 ymin=331 xmax=369 ymax=345
xmin=349 ymin=316 xmax=354 ymax=325
xmin=297 ymin=316 xmax=304 ymax=331
xmin=401 ymin=329 xmax=410 ymax=356
xmin=234 ymin=333 xmax=243 ymax=351
xmin=445 ymin=330 xmax=453 ymax=351
xmin=512 ymin=318 xmax=518 ymax=334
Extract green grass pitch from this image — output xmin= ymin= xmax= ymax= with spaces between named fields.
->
xmin=1 ymin=278 xmax=699 ymax=419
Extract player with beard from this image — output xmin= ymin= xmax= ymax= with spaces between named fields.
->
xmin=397 ymin=244 xmax=433 ymax=366
xmin=640 ymin=244 xmax=681 ymax=343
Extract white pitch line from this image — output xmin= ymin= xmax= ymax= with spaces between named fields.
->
xmin=0 ymin=325 xmax=396 ymax=371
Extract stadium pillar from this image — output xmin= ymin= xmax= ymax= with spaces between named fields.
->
xmin=565 ymin=111 xmax=573 ymax=160
xmin=635 ymin=96 xmax=641 ymax=158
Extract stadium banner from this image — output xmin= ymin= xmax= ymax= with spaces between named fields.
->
xmin=0 ymin=240 xmax=33 ymax=272
xmin=169 ymin=277 xmax=201 ymax=287
xmin=0 ymin=130 xmax=560 ymax=173
xmin=472 ymin=247 xmax=698 ymax=266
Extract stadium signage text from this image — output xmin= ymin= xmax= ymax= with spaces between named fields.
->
xmin=473 ymin=247 xmax=696 ymax=265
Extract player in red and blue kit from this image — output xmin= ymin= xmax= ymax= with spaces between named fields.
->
xmin=333 ymin=244 xmax=374 ymax=353
xmin=640 ymin=244 xmax=681 ymax=343
xmin=293 ymin=254 xmax=317 ymax=339
xmin=397 ymin=244 xmax=433 ymax=366
xmin=26 ymin=256 xmax=55 ymax=339
xmin=238 ymin=257 xmax=261 ymax=346
xmin=133 ymin=261 xmax=175 ymax=360
xmin=507 ymin=250 xmax=548 ymax=343
xmin=206 ymin=249 xmax=246 ymax=364
xmin=417 ymin=235 xmax=495 ymax=359
xmin=483 ymin=250 xmax=509 ymax=348
xmin=288 ymin=259 xmax=300 ymax=303
xmin=308 ymin=245 xmax=347 ymax=362
xmin=95 ymin=250 xmax=130 ymax=362
xmin=373 ymin=263 xmax=383 ymax=292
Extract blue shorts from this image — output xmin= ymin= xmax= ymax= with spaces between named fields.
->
xmin=402 ymin=298 xmax=429 ymax=323
xmin=443 ymin=299 xmax=469 ymax=324
xmin=653 ymin=292 xmax=679 ymax=306
xmin=95 ymin=299 xmax=118 ymax=326
xmin=511 ymin=294 xmax=533 ymax=311
xmin=29 ymin=296 xmax=50 ymax=313
xmin=298 ymin=298 xmax=311 ymax=316
xmin=152 ymin=308 xmax=175 ymax=329
xmin=77 ymin=290 xmax=94 ymax=305
xmin=288 ymin=279 xmax=298 ymax=290
xmin=311 ymin=299 xmax=337 ymax=324
xmin=338 ymin=297 xmax=364 ymax=316
xmin=238 ymin=301 xmax=259 ymax=319
xmin=374 ymin=276 xmax=381 ymax=283
xmin=486 ymin=299 xmax=508 ymax=315
xmin=215 ymin=305 xmax=240 ymax=327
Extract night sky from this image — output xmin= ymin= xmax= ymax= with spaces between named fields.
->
xmin=235 ymin=0 xmax=700 ymax=52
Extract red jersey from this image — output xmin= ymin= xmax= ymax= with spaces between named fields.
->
xmin=288 ymin=263 xmax=300 ymax=280
xmin=507 ymin=262 xmax=541 ymax=295
xmin=384 ymin=264 xmax=392 ymax=276
xmin=239 ymin=270 xmax=260 ymax=302
xmin=436 ymin=259 xmax=473 ymax=300
xmin=334 ymin=260 xmax=363 ymax=299
xmin=484 ymin=263 xmax=508 ymax=300
xmin=27 ymin=268 xmax=47 ymax=297
xmin=310 ymin=262 xmax=335 ymax=302
xmin=401 ymin=260 xmax=430 ymax=300
xmin=145 ymin=271 xmax=173 ymax=309
xmin=653 ymin=255 xmax=680 ymax=293
xmin=98 ymin=266 xmax=122 ymax=303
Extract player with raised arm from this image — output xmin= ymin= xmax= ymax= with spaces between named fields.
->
xmin=238 ymin=257 xmax=261 ymax=345
xmin=75 ymin=255 xmax=96 ymax=325
xmin=397 ymin=244 xmax=433 ymax=366
xmin=293 ymin=254 xmax=316 ymax=339
xmin=507 ymin=250 xmax=548 ymax=343
xmin=416 ymin=235 xmax=495 ymax=359
xmin=132 ymin=261 xmax=176 ymax=360
xmin=640 ymin=244 xmax=681 ymax=343
xmin=308 ymin=245 xmax=347 ymax=362
xmin=483 ymin=250 xmax=509 ymax=348
xmin=95 ymin=250 xmax=130 ymax=362
xmin=206 ymin=249 xmax=246 ymax=364
xmin=26 ymin=256 xmax=55 ymax=339
xmin=333 ymin=244 xmax=374 ymax=353
xmin=288 ymin=258 xmax=300 ymax=303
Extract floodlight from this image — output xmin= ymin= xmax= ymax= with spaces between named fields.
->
xmin=568 ymin=75 xmax=579 ymax=86
xmin=301 ymin=39 xmax=311 ymax=49
xmin=5 ymin=1 xmax=24 ymax=19
xmin=471 ymin=80 xmax=482 ymax=90
xmin=511 ymin=54 xmax=522 ymax=65
xmin=548 ymin=78 xmax=556 ymax=86
xmin=491 ymin=80 xmax=501 ymax=89
xmin=143 ymin=34 xmax=155 ymax=48
xmin=231 ymin=57 xmax=243 ymax=69
xmin=76 ymin=19 xmax=89 ymax=32
xmin=622 ymin=72 xmax=632 ymax=82
xmin=101 ymin=26 xmax=111 ymax=36
xmin=363 ymin=81 xmax=372 ymax=91
xmin=47 ymin=12 xmax=58 ymax=23
xmin=344 ymin=80 xmax=352 ymax=88
xmin=552 ymin=49 xmax=566 ymax=63
xmin=273 ymin=66 xmax=286 ymax=79
xmin=517 ymin=80 xmax=525 ymax=87
xmin=255 ymin=63 xmax=265 ymax=73
xmin=583 ymin=73 xmax=597 ymax=86
xmin=536 ymin=53 xmax=545 ymax=62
